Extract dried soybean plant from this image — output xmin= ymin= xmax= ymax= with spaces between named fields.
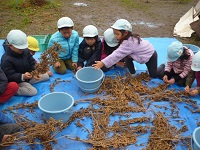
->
xmin=144 ymin=112 xmax=190 ymax=150
xmin=65 ymin=96 xmax=150 ymax=150
xmin=1 ymin=102 xmax=71 ymax=150
xmin=50 ymin=78 xmax=71 ymax=92
xmin=30 ymin=43 xmax=63 ymax=77
xmin=1 ymin=72 xmax=196 ymax=150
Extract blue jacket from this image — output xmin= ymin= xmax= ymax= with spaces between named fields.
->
xmin=0 ymin=67 xmax=8 ymax=95
xmin=78 ymin=37 xmax=102 ymax=67
xmin=48 ymin=30 xmax=79 ymax=62
xmin=1 ymin=44 xmax=36 ymax=83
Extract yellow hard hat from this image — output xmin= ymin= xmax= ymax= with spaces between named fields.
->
xmin=27 ymin=36 xmax=39 ymax=51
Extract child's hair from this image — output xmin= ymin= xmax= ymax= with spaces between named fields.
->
xmin=179 ymin=47 xmax=191 ymax=60
xmin=84 ymin=35 xmax=98 ymax=41
xmin=58 ymin=27 xmax=73 ymax=32
xmin=118 ymin=30 xmax=141 ymax=44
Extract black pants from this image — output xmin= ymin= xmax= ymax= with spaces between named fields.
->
xmin=166 ymin=69 xmax=187 ymax=86
xmin=125 ymin=51 xmax=158 ymax=78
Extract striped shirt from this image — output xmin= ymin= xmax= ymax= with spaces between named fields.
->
xmin=165 ymin=47 xmax=194 ymax=79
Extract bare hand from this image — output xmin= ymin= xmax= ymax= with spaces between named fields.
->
xmin=33 ymin=75 xmax=40 ymax=80
xmin=92 ymin=61 xmax=104 ymax=69
xmin=47 ymin=71 xmax=53 ymax=77
xmin=23 ymin=72 xmax=32 ymax=80
xmin=163 ymin=75 xmax=168 ymax=83
xmin=116 ymin=62 xmax=125 ymax=68
xmin=2 ymin=135 xmax=11 ymax=143
xmin=167 ymin=78 xmax=175 ymax=85
xmin=77 ymin=66 xmax=82 ymax=70
xmin=184 ymin=85 xmax=190 ymax=93
xmin=54 ymin=62 xmax=60 ymax=68
xmin=72 ymin=62 xmax=77 ymax=69
xmin=189 ymin=89 xmax=199 ymax=96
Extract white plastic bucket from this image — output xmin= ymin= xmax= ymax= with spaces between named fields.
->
xmin=38 ymin=92 xmax=74 ymax=122
xmin=75 ymin=67 xmax=105 ymax=93
xmin=191 ymin=127 xmax=200 ymax=150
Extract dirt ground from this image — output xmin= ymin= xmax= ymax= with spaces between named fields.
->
xmin=0 ymin=0 xmax=200 ymax=45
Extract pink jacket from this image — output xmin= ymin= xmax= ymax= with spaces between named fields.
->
xmin=102 ymin=37 xmax=155 ymax=68
xmin=165 ymin=47 xmax=194 ymax=79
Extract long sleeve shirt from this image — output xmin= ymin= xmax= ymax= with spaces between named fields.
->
xmin=78 ymin=37 xmax=102 ymax=67
xmin=186 ymin=71 xmax=200 ymax=93
xmin=165 ymin=47 xmax=194 ymax=79
xmin=48 ymin=30 xmax=79 ymax=62
xmin=102 ymin=36 xmax=155 ymax=68
xmin=1 ymin=46 xmax=36 ymax=83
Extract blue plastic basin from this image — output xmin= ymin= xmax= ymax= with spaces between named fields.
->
xmin=183 ymin=44 xmax=200 ymax=54
xmin=38 ymin=92 xmax=74 ymax=122
xmin=191 ymin=127 xmax=200 ymax=150
xmin=75 ymin=67 xmax=104 ymax=93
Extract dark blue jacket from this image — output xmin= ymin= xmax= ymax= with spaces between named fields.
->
xmin=1 ymin=44 xmax=36 ymax=83
xmin=0 ymin=67 xmax=8 ymax=95
xmin=78 ymin=37 xmax=102 ymax=67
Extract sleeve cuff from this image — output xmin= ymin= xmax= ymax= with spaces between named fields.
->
xmin=164 ymin=71 xmax=170 ymax=76
xmin=173 ymin=75 xmax=181 ymax=82
xmin=21 ymin=74 xmax=25 ymax=81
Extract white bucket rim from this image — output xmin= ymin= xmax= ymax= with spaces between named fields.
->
xmin=192 ymin=127 xmax=200 ymax=148
xmin=75 ymin=66 xmax=104 ymax=83
xmin=38 ymin=92 xmax=74 ymax=114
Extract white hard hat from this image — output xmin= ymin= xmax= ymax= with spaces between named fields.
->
xmin=191 ymin=51 xmax=200 ymax=71
xmin=167 ymin=41 xmax=183 ymax=62
xmin=83 ymin=25 xmax=98 ymax=37
xmin=57 ymin=17 xmax=74 ymax=29
xmin=7 ymin=30 xmax=28 ymax=49
xmin=103 ymin=28 xmax=118 ymax=47
xmin=111 ymin=19 xmax=132 ymax=32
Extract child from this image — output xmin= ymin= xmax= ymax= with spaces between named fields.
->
xmin=48 ymin=17 xmax=79 ymax=74
xmin=0 ymin=112 xmax=20 ymax=145
xmin=159 ymin=41 xmax=194 ymax=86
xmin=27 ymin=36 xmax=53 ymax=77
xmin=92 ymin=19 xmax=159 ymax=78
xmin=77 ymin=25 xmax=102 ymax=70
xmin=1 ymin=30 xmax=49 ymax=96
xmin=185 ymin=51 xmax=200 ymax=96
xmin=101 ymin=28 xmax=120 ymax=72
xmin=0 ymin=67 xmax=18 ymax=103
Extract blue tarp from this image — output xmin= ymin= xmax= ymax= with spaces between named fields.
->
xmin=0 ymin=38 xmax=199 ymax=150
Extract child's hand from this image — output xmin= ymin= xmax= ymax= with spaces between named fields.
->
xmin=167 ymin=78 xmax=175 ymax=85
xmin=116 ymin=62 xmax=125 ymax=68
xmin=33 ymin=75 xmax=41 ymax=80
xmin=189 ymin=89 xmax=199 ymax=96
xmin=163 ymin=75 xmax=168 ymax=83
xmin=47 ymin=71 xmax=53 ymax=77
xmin=184 ymin=85 xmax=190 ymax=93
xmin=2 ymin=135 xmax=11 ymax=143
xmin=72 ymin=62 xmax=77 ymax=68
xmin=23 ymin=72 xmax=32 ymax=79
xmin=92 ymin=61 xmax=104 ymax=69
xmin=54 ymin=62 xmax=60 ymax=68
xmin=77 ymin=66 xmax=82 ymax=70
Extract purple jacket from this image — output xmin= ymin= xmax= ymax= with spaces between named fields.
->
xmin=101 ymin=37 xmax=155 ymax=68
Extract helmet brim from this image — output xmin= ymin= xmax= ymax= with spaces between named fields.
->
xmin=13 ymin=43 xmax=28 ymax=50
